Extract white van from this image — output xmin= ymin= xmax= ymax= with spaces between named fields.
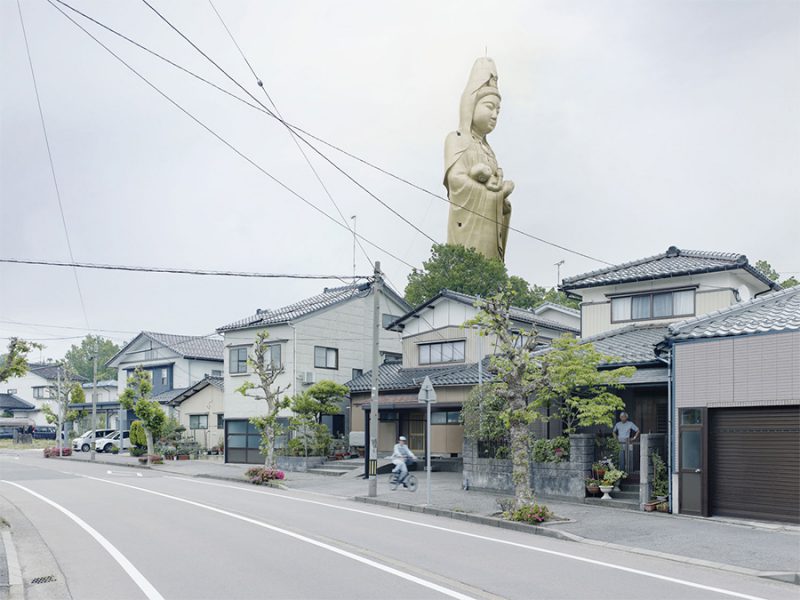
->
xmin=73 ymin=429 xmax=115 ymax=452
xmin=95 ymin=430 xmax=131 ymax=453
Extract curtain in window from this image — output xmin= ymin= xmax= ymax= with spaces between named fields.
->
xmin=674 ymin=290 xmax=695 ymax=315
xmin=611 ymin=297 xmax=631 ymax=321
xmin=652 ymin=292 xmax=673 ymax=318
xmin=632 ymin=295 xmax=650 ymax=320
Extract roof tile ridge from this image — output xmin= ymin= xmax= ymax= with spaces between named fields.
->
xmin=562 ymin=250 xmax=669 ymax=284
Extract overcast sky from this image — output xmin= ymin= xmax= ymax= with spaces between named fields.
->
xmin=1 ymin=0 xmax=798 ymax=361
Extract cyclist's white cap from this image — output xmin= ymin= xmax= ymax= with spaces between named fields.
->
xmin=399 ymin=436 xmax=407 ymax=441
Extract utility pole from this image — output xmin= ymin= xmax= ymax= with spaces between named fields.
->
xmin=350 ymin=215 xmax=357 ymax=279
xmin=368 ymin=261 xmax=381 ymax=497
xmin=90 ymin=342 xmax=98 ymax=462
xmin=554 ymin=260 xmax=565 ymax=287
xmin=56 ymin=364 xmax=62 ymax=456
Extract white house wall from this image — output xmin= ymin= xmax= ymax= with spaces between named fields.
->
xmin=578 ymin=271 xmax=759 ymax=338
xmin=223 ymin=292 xmax=406 ymax=421
xmin=3 ymin=370 xmax=57 ymax=426
xmin=175 ymin=385 xmax=225 ymax=449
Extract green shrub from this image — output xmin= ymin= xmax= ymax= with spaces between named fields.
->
xmin=505 ymin=502 xmax=552 ymax=524
xmin=532 ymin=436 xmax=570 ymax=462
xmin=130 ymin=421 xmax=147 ymax=448
xmin=130 ymin=446 xmax=146 ymax=457
xmin=245 ymin=467 xmax=285 ymax=485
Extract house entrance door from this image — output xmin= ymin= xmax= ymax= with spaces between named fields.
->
xmin=408 ymin=419 xmax=425 ymax=456
xmin=679 ymin=408 xmax=708 ymax=516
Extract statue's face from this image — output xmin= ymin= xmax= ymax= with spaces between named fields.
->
xmin=472 ymin=94 xmax=501 ymax=136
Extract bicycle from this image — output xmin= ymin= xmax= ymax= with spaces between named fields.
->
xmin=389 ymin=459 xmax=418 ymax=492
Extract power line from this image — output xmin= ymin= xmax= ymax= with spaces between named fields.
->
xmin=16 ymin=0 xmax=93 ymax=331
xmin=43 ymin=0 xmax=417 ymax=271
xmin=1 ymin=257 xmax=371 ymax=280
xmin=142 ymin=0 xmax=437 ymax=246
xmin=49 ymin=0 xmax=610 ymax=266
xmin=206 ymin=0 xmax=375 ymax=271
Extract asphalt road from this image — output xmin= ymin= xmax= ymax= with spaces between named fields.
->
xmin=0 ymin=453 xmax=796 ymax=600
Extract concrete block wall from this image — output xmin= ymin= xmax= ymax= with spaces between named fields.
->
xmin=462 ymin=438 xmax=513 ymax=493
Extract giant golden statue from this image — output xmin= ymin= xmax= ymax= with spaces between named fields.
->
xmin=445 ymin=58 xmax=514 ymax=263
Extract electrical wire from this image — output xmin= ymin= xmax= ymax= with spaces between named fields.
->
xmin=43 ymin=0 xmax=417 ymax=270
xmin=1 ymin=257 xmax=371 ymax=280
xmin=16 ymin=0 xmax=93 ymax=332
xmin=51 ymin=0 xmax=611 ymax=266
xmin=207 ymin=0 xmax=375 ymax=270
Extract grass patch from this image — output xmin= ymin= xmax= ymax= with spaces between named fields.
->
xmin=0 ymin=439 xmax=56 ymax=450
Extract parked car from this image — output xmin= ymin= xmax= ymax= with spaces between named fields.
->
xmin=32 ymin=426 xmax=57 ymax=440
xmin=73 ymin=429 xmax=116 ymax=452
xmin=95 ymin=430 xmax=131 ymax=453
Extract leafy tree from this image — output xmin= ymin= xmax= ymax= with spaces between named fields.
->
xmin=41 ymin=363 xmax=86 ymax=444
xmin=405 ymin=244 xmax=508 ymax=306
xmin=405 ymin=244 xmax=579 ymax=310
xmin=130 ymin=420 xmax=147 ymax=448
xmin=64 ymin=335 xmax=120 ymax=381
xmin=756 ymin=260 xmax=799 ymax=288
xmin=288 ymin=380 xmax=347 ymax=457
xmin=466 ymin=290 xmax=634 ymax=507
xmin=0 ymin=338 xmax=43 ymax=383
xmin=236 ymin=331 xmax=291 ymax=467
xmin=120 ymin=368 xmax=166 ymax=462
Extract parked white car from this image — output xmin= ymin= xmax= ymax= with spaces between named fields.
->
xmin=73 ymin=429 xmax=115 ymax=452
xmin=95 ymin=430 xmax=131 ymax=453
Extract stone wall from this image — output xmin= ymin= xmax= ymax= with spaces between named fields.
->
xmin=276 ymin=456 xmax=326 ymax=472
xmin=462 ymin=438 xmax=513 ymax=493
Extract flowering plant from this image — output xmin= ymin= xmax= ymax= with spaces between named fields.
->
xmin=245 ymin=466 xmax=286 ymax=485
xmin=506 ymin=502 xmax=552 ymax=524
xmin=43 ymin=447 xmax=72 ymax=458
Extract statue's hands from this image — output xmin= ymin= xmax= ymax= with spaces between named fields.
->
xmin=486 ymin=167 xmax=504 ymax=192
xmin=502 ymin=180 xmax=515 ymax=197
xmin=469 ymin=163 xmax=493 ymax=183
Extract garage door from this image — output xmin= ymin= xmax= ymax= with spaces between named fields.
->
xmin=710 ymin=406 xmax=800 ymax=524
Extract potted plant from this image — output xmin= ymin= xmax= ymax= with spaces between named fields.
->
xmin=585 ymin=478 xmax=601 ymax=496
xmin=592 ymin=461 xmax=606 ymax=480
xmin=599 ymin=467 xmax=625 ymax=499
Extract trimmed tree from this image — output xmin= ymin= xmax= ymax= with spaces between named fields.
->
xmin=0 ymin=338 xmax=42 ymax=383
xmin=288 ymin=380 xmax=347 ymax=457
xmin=235 ymin=331 xmax=290 ymax=467
xmin=120 ymin=368 xmax=166 ymax=463
xmin=41 ymin=364 xmax=85 ymax=447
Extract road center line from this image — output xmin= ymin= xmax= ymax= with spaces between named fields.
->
xmin=1 ymin=480 xmax=164 ymax=600
xmin=84 ymin=475 xmax=473 ymax=600
xmin=164 ymin=476 xmax=767 ymax=600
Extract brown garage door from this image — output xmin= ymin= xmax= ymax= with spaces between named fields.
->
xmin=710 ymin=406 xmax=800 ymax=524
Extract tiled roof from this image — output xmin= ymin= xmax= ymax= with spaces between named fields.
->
xmin=107 ymin=332 xmax=224 ymax=367
xmin=347 ymin=358 xmax=493 ymax=394
xmin=169 ymin=376 xmax=224 ymax=406
xmin=0 ymin=393 xmax=35 ymax=411
xmin=27 ymin=363 xmax=88 ymax=383
xmin=534 ymin=302 xmax=581 ymax=317
xmin=81 ymin=380 xmax=117 ymax=389
xmin=389 ymin=289 xmax=579 ymax=335
xmin=561 ymin=246 xmax=778 ymax=291
xmin=217 ymin=282 xmax=409 ymax=333
xmin=666 ymin=285 xmax=800 ymax=342
xmin=579 ymin=325 xmax=668 ymax=366
xmin=152 ymin=388 xmax=189 ymax=405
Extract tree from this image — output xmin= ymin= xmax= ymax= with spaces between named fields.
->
xmin=288 ymin=381 xmax=347 ymax=457
xmin=405 ymin=244 xmax=579 ymax=310
xmin=756 ymin=259 xmax=799 ymax=288
xmin=0 ymin=338 xmax=43 ymax=383
xmin=130 ymin=420 xmax=147 ymax=449
xmin=64 ymin=335 xmax=120 ymax=382
xmin=41 ymin=363 xmax=86 ymax=444
xmin=405 ymin=244 xmax=508 ymax=306
xmin=236 ymin=331 xmax=291 ymax=467
xmin=467 ymin=290 xmax=634 ymax=507
xmin=120 ymin=368 xmax=166 ymax=462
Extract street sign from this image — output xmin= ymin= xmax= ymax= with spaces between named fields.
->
xmin=417 ymin=375 xmax=437 ymax=403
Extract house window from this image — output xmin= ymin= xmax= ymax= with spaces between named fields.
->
xmin=352 ymin=368 xmax=363 ymax=380
xmin=230 ymin=347 xmax=248 ymax=374
xmin=189 ymin=414 xmax=208 ymax=430
xmin=431 ymin=411 xmax=461 ymax=425
xmin=160 ymin=368 xmax=169 ymax=386
xmin=32 ymin=387 xmax=51 ymax=399
xmin=610 ymin=289 xmax=695 ymax=322
xmin=265 ymin=345 xmax=282 ymax=370
xmin=314 ymin=346 xmax=338 ymax=369
xmin=418 ymin=340 xmax=466 ymax=365
xmin=216 ymin=414 xmax=224 ymax=429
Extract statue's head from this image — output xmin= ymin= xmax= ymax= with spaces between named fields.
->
xmin=472 ymin=92 xmax=501 ymax=137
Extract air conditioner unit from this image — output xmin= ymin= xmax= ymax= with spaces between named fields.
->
xmin=301 ymin=371 xmax=316 ymax=384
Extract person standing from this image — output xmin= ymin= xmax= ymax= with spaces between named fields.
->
xmin=613 ymin=412 xmax=639 ymax=472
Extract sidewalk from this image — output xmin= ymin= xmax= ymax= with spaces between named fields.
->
xmin=57 ymin=452 xmax=800 ymax=582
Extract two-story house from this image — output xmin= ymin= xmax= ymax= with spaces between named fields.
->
xmin=560 ymin=245 xmax=780 ymax=492
xmin=93 ymin=331 xmax=224 ymax=429
xmin=0 ymin=362 xmax=86 ymax=426
xmin=216 ymin=282 xmax=409 ymax=465
xmin=347 ymin=289 xmax=580 ymax=458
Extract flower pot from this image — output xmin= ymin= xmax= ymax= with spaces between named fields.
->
xmin=586 ymin=484 xmax=600 ymax=496
xmin=644 ymin=501 xmax=658 ymax=512
xmin=177 ymin=454 xmax=189 ymax=461
xmin=599 ymin=485 xmax=614 ymax=500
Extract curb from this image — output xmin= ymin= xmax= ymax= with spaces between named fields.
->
xmin=1 ymin=529 xmax=23 ymax=600
xmin=353 ymin=496 xmax=799 ymax=586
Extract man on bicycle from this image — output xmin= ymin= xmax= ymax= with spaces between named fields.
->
xmin=391 ymin=436 xmax=417 ymax=487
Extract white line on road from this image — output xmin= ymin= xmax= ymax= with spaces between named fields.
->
xmin=0 ymin=480 xmax=165 ymax=600
xmin=165 ymin=476 xmax=769 ymax=600
xmin=85 ymin=475 xmax=474 ymax=600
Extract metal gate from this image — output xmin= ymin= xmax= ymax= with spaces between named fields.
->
xmin=710 ymin=406 xmax=800 ymax=524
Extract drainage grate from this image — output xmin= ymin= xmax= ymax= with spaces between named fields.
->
xmin=30 ymin=575 xmax=57 ymax=585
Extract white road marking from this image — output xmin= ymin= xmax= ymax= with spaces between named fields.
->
xmin=1 ymin=480 xmax=164 ymax=600
xmin=85 ymin=475 xmax=474 ymax=600
xmin=165 ymin=476 xmax=769 ymax=600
